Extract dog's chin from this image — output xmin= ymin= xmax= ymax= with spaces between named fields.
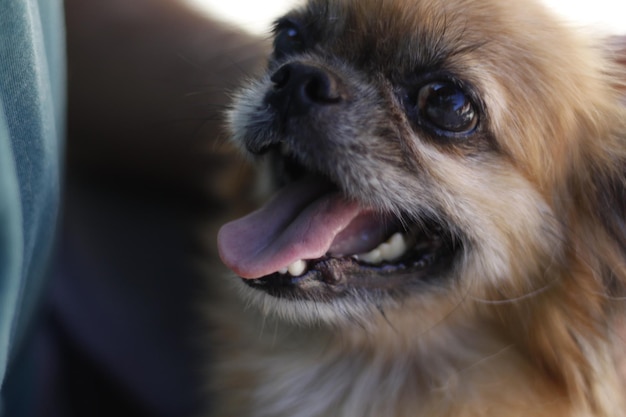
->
xmin=233 ymin=253 xmax=460 ymax=328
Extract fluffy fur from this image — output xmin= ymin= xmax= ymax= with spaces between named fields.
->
xmin=206 ymin=0 xmax=626 ymax=416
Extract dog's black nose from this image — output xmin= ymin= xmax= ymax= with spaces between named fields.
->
xmin=267 ymin=63 xmax=342 ymax=119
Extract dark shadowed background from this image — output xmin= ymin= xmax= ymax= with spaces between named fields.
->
xmin=21 ymin=0 xmax=264 ymax=415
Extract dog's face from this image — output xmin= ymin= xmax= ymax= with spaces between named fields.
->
xmin=218 ymin=0 xmax=624 ymax=327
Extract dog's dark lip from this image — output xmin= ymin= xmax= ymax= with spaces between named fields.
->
xmin=243 ymin=221 xmax=459 ymax=301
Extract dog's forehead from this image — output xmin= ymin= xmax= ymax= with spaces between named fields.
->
xmin=286 ymin=0 xmax=499 ymax=74
xmin=281 ymin=0 xmax=577 ymax=88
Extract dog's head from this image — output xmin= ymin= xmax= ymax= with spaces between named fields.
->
xmin=218 ymin=0 xmax=626 ymax=346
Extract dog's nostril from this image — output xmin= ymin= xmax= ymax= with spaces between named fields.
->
xmin=302 ymin=73 xmax=340 ymax=103
xmin=268 ymin=63 xmax=342 ymax=117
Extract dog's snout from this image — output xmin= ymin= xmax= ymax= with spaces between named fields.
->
xmin=267 ymin=63 xmax=342 ymax=119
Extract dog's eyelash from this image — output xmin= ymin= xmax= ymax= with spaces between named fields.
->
xmin=271 ymin=18 xmax=298 ymax=35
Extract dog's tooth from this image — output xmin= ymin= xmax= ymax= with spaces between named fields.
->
xmin=379 ymin=232 xmax=407 ymax=261
xmin=355 ymin=248 xmax=383 ymax=264
xmin=378 ymin=243 xmax=393 ymax=260
xmin=355 ymin=233 xmax=407 ymax=265
xmin=287 ymin=259 xmax=307 ymax=276
xmin=278 ymin=267 xmax=288 ymax=274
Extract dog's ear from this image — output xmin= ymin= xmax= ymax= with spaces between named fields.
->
xmin=567 ymin=35 xmax=626 ymax=298
xmin=613 ymin=35 xmax=626 ymax=91
xmin=598 ymin=35 xmax=626 ymax=290
xmin=596 ymin=167 xmax=626 ymax=269
xmin=615 ymin=37 xmax=626 ymax=255
xmin=593 ymin=161 xmax=626 ymax=312
xmin=492 ymin=37 xmax=626 ymax=413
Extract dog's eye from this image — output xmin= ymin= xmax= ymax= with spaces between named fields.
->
xmin=417 ymin=81 xmax=478 ymax=134
xmin=273 ymin=20 xmax=305 ymax=59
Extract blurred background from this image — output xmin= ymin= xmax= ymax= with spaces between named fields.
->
xmin=10 ymin=1 xmax=625 ymax=416
xmin=188 ymin=0 xmax=626 ymax=35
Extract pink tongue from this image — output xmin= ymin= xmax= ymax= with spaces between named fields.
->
xmin=217 ymin=177 xmax=384 ymax=279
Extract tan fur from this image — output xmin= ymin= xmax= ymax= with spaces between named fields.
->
xmin=206 ymin=0 xmax=626 ymax=416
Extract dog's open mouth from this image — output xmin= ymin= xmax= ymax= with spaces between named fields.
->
xmin=217 ymin=150 xmax=459 ymax=299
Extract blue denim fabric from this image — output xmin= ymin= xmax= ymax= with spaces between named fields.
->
xmin=0 ymin=0 xmax=65 ymax=412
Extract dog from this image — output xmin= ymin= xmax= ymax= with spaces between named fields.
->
xmin=210 ymin=0 xmax=626 ymax=415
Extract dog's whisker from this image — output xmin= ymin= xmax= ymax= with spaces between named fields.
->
xmin=434 ymin=343 xmax=516 ymax=392
xmin=375 ymin=302 xmax=399 ymax=334
xmin=468 ymin=282 xmax=555 ymax=305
